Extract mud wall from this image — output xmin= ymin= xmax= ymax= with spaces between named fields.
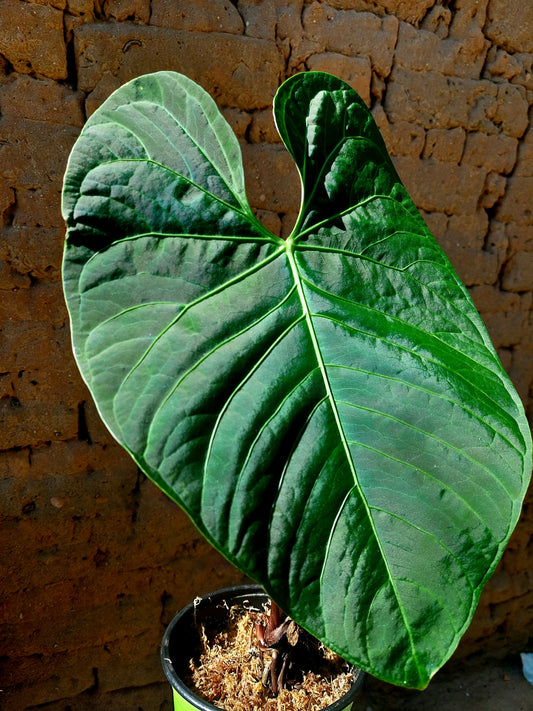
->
xmin=1 ymin=1 xmax=532 ymax=709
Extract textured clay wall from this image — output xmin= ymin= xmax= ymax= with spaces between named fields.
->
xmin=1 ymin=1 xmax=532 ymax=709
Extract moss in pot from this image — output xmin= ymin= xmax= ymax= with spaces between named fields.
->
xmin=61 ymin=70 xmax=532 ymax=706
xmin=161 ymin=584 xmax=365 ymax=710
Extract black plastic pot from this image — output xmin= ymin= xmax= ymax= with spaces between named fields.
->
xmin=161 ymin=584 xmax=365 ymax=711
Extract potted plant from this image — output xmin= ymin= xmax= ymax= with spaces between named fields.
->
xmin=61 ymin=70 xmax=532 ymax=708
xmin=160 ymin=583 xmax=365 ymax=710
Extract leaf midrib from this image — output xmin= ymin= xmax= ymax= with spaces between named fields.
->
xmin=285 ymin=236 xmax=424 ymax=679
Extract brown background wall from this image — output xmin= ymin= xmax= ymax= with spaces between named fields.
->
xmin=1 ymin=1 xmax=532 ymax=709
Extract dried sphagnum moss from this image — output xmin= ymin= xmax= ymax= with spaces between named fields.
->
xmin=186 ymin=603 xmax=354 ymax=711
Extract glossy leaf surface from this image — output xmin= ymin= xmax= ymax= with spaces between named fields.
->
xmin=62 ymin=71 xmax=532 ymax=688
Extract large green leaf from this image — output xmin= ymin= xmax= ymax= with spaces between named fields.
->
xmin=62 ymin=70 xmax=532 ymax=689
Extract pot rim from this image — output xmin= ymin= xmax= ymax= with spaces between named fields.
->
xmin=161 ymin=583 xmax=365 ymax=711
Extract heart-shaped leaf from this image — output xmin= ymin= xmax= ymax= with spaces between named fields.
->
xmin=62 ymin=71 xmax=532 ymax=689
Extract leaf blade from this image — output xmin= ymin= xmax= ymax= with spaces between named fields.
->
xmin=62 ymin=70 xmax=532 ymax=690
